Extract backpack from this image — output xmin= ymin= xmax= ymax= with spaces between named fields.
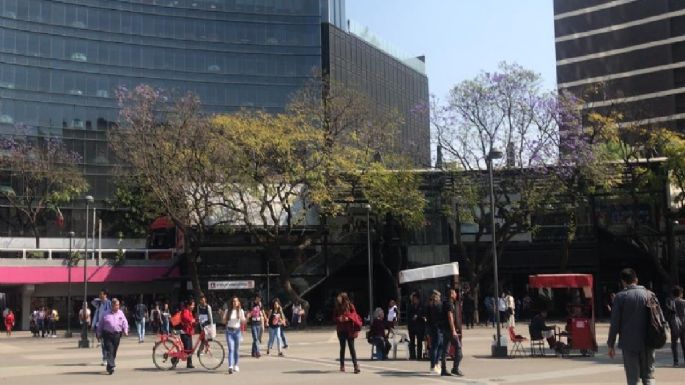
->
xmin=645 ymin=292 xmax=667 ymax=349
xmin=170 ymin=311 xmax=182 ymax=328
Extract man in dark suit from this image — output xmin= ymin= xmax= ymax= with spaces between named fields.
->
xmin=607 ymin=268 xmax=655 ymax=385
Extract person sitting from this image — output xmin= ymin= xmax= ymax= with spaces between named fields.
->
xmin=530 ymin=310 xmax=563 ymax=352
xmin=368 ymin=307 xmax=391 ymax=359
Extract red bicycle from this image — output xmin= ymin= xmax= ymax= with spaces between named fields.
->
xmin=152 ymin=330 xmax=225 ymax=370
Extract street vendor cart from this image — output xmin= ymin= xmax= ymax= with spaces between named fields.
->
xmin=528 ymin=274 xmax=598 ymax=357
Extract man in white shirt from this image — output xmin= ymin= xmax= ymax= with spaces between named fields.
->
xmin=387 ymin=299 xmax=399 ymax=326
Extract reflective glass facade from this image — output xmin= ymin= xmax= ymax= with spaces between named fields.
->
xmin=0 ymin=0 xmax=323 ymax=197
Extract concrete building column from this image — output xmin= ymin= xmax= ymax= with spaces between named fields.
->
xmin=21 ymin=284 xmax=35 ymax=330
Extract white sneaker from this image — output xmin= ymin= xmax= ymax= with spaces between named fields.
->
xmin=234 ymin=366 xmax=239 ymax=373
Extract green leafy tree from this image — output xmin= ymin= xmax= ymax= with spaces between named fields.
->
xmin=0 ymin=135 xmax=88 ymax=247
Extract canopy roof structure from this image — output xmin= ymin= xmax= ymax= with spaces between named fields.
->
xmin=528 ymin=274 xmax=593 ymax=294
xmin=399 ymin=262 xmax=459 ymax=284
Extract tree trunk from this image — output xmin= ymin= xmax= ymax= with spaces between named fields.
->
xmin=269 ymin=244 xmax=310 ymax=313
xmin=472 ymin=283 xmax=481 ymax=324
xmin=31 ymin=222 xmax=40 ymax=249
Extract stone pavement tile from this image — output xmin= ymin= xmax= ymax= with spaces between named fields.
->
xmin=0 ymin=323 xmax=679 ymax=385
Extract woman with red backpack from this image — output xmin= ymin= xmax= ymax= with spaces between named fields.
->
xmin=334 ymin=292 xmax=361 ymax=374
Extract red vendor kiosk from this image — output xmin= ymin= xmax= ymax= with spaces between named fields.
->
xmin=528 ymin=274 xmax=598 ymax=357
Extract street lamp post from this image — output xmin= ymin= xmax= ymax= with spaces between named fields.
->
xmin=65 ymin=231 xmax=75 ymax=338
xmin=488 ymin=150 xmax=507 ymax=357
xmin=79 ymin=195 xmax=94 ymax=348
xmin=365 ymin=204 xmax=373 ymax=321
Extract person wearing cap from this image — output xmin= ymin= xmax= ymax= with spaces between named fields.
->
xmin=96 ymin=298 xmax=129 ymax=375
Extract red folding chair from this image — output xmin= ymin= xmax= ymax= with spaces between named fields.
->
xmin=508 ymin=326 xmax=528 ymax=357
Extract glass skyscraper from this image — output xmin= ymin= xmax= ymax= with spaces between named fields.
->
xmin=0 ymin=0 xmax=324 ymax=197
xmin=0 ymin=0 xmax=429 ymax=238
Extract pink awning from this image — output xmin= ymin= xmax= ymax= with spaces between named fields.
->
xmin=0 ymin=265 xmax=179 ymax=284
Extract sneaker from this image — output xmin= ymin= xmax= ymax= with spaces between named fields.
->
xmin=234 ymin=366 xmax=239 ymax=373
xmin=283 ymin=344 xmax=288 ymax=349
xmin=433 ymin=366 xmax=440 ymax=375
xmin=440 ymin=371 xmax=452 ymax=377
xmin=228 ymin=368 xmax=233 ymax=374
xmin=278 ymin=352 xmax=284 ymax=357
xmin=451 ymin=368 xmax=464 ymax=377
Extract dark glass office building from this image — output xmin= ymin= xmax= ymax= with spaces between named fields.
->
xmin=0 ymin=0 xmax=323 ymax=198
xmin=323 ymin=22 xmax=430 ymax=166
xmin=0 ymin=0 xmax=429 ymax=238
xmin=554 ymin=0 xmax=685 ymax=127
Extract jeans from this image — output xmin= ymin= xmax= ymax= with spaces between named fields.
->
xmin=408 ymin=329 xmax=424 ymax=360
xmin=136 ymin=320 xmax=146 ymax=341
xmin=225 ymin=328 xmax=241 ymax=368
xmin=250 ymin=323 xmax=263 ymax=356
xmin=267 ymin=326 xmax=281 ymax=353
xmin=280 ymin=328 xmax=288 ymax=346
xmin=622 ymin=349 xmax=655 ymax=385
xmin=370 ymin=336 xmax=388 ymax=359
xmin=180 ymin=333 xmax=193 ymax=367
xmin=162 ymin=319 xmax=170 ymax=335
xmin=429 ymin=329 xmax=444 ymax=369
xmin=442 ymin=334 xmax=462 ymax=372
xmin=102 ymin=331 xmax=121 ymax=371
xmin=37 ymin=319 xmax=45 ymax=337
xmin=337 ymin=331 xmax=357 ymax=367
xmin=670 ymin=324 xmax=685 ymax=364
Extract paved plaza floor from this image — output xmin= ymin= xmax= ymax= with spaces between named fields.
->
xmin=0 ymin=323 xmax=683 ymax=385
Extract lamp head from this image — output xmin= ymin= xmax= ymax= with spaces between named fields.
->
xmin=487 ymin=150 xmax=503 ymax=161
xmin=364 ymin=204 xmax=371 ymax=210
xmin=68 ymin=231 xmax=75 ymax=237
xmin=85 ymin=195 xmax=94 ymax=203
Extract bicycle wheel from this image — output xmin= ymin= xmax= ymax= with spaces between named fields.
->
xmin=153 ymin=340 xmax=180 ymax=370
xmin=197 ymin=339 xmax=225 ymax=370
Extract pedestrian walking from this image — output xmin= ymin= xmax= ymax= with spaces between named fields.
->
xmin=4 ymin=309 xmax=15 ymax=336
xmin=30 ymin=307 xmax=39 ymax=337
xmin=333 ymin=292 xmax=361 ymax=373
xmin=407 ymin=292 xmax=426 ymax=360
xmin=608 ymin=268 xmax=658 ymax=385
xmin=483 ymin=295 xmax=495 ymax=327
xmin=440 ymin=288 xmax=463 ymax=377
xmin=133 ymin=297 xmax=148 ymax=343
xmin=248 ymin=295 xmax=266 ymax=358
xmin=387 ymin=299 xmax=399 ymax=327
xmin=665 ymin=285 xmax=685 ymax=366
xmin=222 ymin=296 xmax=246 ymax=374
xmin=504 ymin=291 xmax=516 ymax=328
xmin=180 ymin=299 xmax=196 ymax=369
xmin=48 ymin=306 xmax=58 ymax=337
xmin=37 ymin=306 xmax=46 ymax=337
xmin=427 ymin=290 xmax=444 ymax=374
xmin=96 ymin=298 xmax=129 ymax=375
xmin=149 ymin=303 xmax=161 ymax=334
xmin=291 ymin=302 xmax=304 ymax=330
xmin=462 ymin=293 xmax=475 ymax=329
xmin=161 ymin=303 xmax=171 ymax=335
xmin=92 ymin=289 xmax=113 ymax=366
xmin=266 ymin=299 xmax=285 ymax=356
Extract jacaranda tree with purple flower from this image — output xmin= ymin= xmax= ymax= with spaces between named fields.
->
xmin=433 ymin=62 xmax=613 ymax=311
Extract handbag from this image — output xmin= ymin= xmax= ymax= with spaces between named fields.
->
xmin=203 ymin=324 xmax=217 ymax=340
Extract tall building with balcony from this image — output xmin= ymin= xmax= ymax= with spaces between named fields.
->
xmin=554 ymin=0 xmax=685 ymax=127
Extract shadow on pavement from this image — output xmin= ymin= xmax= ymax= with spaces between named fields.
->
xmin=58 ymin=371 xmax=108 ymax=376
xmin=53 ymin=363 xmax=89 ymax=366
xmin=282 ymin=370 xmax=336 ymax=374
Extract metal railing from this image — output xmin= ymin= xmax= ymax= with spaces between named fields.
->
xmin=0 ymin=248 xmax=175 ymax=261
